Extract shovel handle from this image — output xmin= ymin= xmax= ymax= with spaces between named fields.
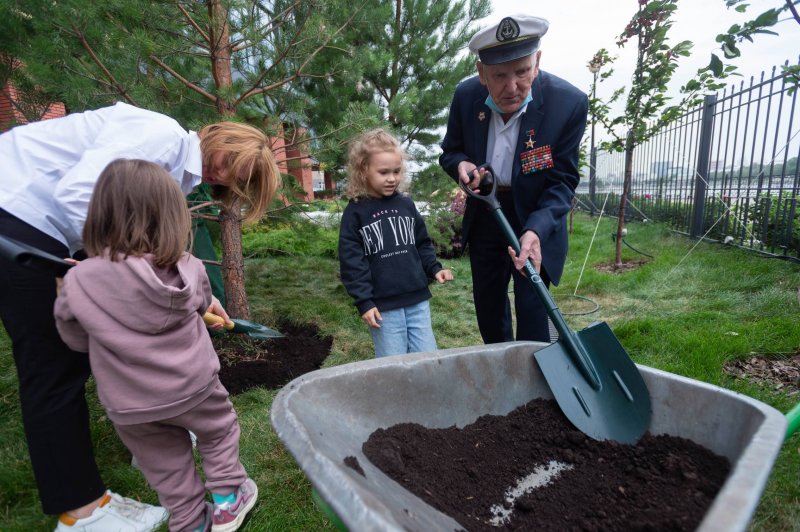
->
xmin=490 ymin=210 xmax=602 ymax=390
xmin=203 ymin=312 xmax=234 ymax=331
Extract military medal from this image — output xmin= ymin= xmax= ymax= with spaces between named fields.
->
xmin=520 ymin=130 xmax=554 ymax=174
xmin=524 ymin=129 xmax=535 ymax=149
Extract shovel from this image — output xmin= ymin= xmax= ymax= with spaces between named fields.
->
xmin=203 ymin=312 xmax=284 ymax=340
xmin=458 ymin=164 xmax=651 ymax=443
xmin=0 ymin=234 xmax=74 ymax=277
xmin=0 ymin=234 xmax=284 ymax=339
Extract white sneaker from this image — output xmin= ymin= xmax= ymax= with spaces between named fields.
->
xmin=54 ymin=490 xmax=169 ymax=531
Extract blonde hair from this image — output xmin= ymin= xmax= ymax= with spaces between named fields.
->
xmin=199 ymin=122 xmax=280 ymax=223
xmin=345 ymin=128 xmax=406 ymax=200
xmin=83 ymin=159 xmax=192 ymax=268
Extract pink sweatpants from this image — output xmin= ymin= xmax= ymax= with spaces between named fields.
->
xmin=114 ymin=378 xmax=247 ymax=531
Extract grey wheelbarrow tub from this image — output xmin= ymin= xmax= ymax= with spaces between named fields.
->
xmin=270 ymin=341 xmax=787 ymax=532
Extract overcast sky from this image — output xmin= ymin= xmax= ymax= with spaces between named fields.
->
xmin=485 ymin=0 xmax=800 ymax=106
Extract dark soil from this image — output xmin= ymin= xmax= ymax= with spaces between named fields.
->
xmin=213 ymin=322 xmax=332 ymax=395
xmin=362 ymin=399 xmax=730 ymax=532
xmin=595 ymin=259 xmax=649 ymax=273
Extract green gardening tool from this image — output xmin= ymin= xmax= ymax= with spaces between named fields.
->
xmin=459 ymin=164 xmax=651 ymax=443
xmin=0 ymin=234 xmax=284 ymax=340
xmin=786 ymin=402 xmax=800 ymax=439
xmin=203 ymin=312 xmax=284 ymax=340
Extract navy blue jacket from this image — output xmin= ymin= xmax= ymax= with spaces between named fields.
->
xmin=338 ymin=193 xmax=442 ymax=314
xmin=439 ymin=71 xmax=588 ymax=284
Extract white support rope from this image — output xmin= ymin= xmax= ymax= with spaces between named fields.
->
xmin=573 ymin=191 xmax=611 ymax=296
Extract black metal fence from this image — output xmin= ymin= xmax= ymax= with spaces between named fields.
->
xmin=576 ymin=58 xmax=800 ymax=262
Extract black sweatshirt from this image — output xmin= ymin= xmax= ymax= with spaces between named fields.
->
xmin=338 ymin=192 xmax=443 ymax=315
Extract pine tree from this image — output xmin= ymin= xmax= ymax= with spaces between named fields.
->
xmin=0 ymin=0 xmax=365 ymax=318
xmin=301 ymin=0 xmax=490 ymax=168
xmin=1 ymin=0 xmax=490 ymax=313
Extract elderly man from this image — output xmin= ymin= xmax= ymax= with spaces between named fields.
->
xmin=440 ymin=14 xmax=588 ymax=344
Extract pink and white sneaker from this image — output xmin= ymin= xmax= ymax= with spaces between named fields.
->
xmin=211 ymin=478 xmax=258 ymax=532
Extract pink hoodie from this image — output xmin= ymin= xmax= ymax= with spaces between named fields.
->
xmin=54 ymin=252 xmax=220 ymax=425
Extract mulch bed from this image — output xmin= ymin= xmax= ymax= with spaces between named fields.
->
xmin=594 ymin=259 xmax=649 ymax=273
xmin=723 ymin=351 xmax=800 ymax=397
xmin=214 ymin=321 xmax=332 ymax=395
xmin=361 ymin=398 xmax=730 ymax=532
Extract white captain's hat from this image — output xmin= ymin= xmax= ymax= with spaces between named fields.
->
xmin=468 ymin=15 xmax=549 ymax=65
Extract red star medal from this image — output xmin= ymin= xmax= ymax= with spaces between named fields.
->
xmin=524 ymin=129 xmax=535 ymax=149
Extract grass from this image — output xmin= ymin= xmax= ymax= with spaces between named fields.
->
xmin=1 ymin=211 xmax=798 ymax=531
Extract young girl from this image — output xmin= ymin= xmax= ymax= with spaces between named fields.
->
xmin=338 ymin=128 xmax=454 ymax=357
xmin=54 ymin=159 xmax=257 ymax=532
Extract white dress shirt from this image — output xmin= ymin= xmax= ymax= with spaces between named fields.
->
xmin=0 ymin=102 xmax=202 ymax=254
xmin=485 ymin=104 xmax=528 ymax=186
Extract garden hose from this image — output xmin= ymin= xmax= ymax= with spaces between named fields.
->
xmin=611 ymin=232 xmax=655 ymax=259
xmin=562 ymin=294 xmax=600 ymax=316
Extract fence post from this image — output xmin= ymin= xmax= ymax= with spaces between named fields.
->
xmin=589 ymin=146 xmax=597 ymax=215
xmin=690 ymin=94 xmax=716 ymax=238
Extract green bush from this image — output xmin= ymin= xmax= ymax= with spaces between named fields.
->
xmin=424 ymin=189 xmax=466 ymax=259
xmin=748 ymin=195 xmax=799 ymax=252
xmin=242 ymin=224 xmax=339 ymax=258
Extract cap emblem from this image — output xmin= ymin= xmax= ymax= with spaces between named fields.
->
xmin=496 ymin=17 xmax=520 ymax=42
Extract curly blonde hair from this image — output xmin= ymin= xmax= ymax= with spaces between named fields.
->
xmin=345 ymin=128 xmax=406 ymax=200
xmin=199 ymin=122 xmax=280 ymax=223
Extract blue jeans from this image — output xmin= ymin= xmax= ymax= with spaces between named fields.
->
xmin=370 ymin=300 xmax=437 ymax=357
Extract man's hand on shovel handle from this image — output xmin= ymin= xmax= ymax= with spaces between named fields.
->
xmin=508 ymin=230 xmax=542 ymax=273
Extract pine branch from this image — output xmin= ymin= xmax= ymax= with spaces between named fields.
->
xmin=176 ymin=2 xmax=210 ymax=43
xmin=231 ymin=0 xmax=302 ymax=52
xmin=149 ymin=55 xmax=216 ymax=101
xmin=189 ymin=200 xmax=223 ymax=212
xmin=235 ymin=1 xmax=365 ymax=104
xmin=70 ymin=24 xmax=137 ymax=105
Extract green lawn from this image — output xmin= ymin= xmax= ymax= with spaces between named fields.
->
xmin=1 ymin=212 xmax=798 ymax=531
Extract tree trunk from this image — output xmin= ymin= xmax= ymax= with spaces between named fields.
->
xmin=615 ymin=132 xmax=634 ymax=268
xmin=207 ymin=0 xmax=246 ymax=318
xmin=219 ymin=196 xmax=250 ymax=319
xmin=208 ymin=0 xmax=236 ymax=116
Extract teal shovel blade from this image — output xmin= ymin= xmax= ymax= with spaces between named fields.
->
xmin=229 ymin=318 xmax=284 ymax=340
xmin=456 ymin=163 xmax=652 ymax=443
xmin=534 ymin=321 xmax=652 ymax=444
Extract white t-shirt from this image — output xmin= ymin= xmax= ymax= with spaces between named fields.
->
xmin=0 ymin=102 xmax=202 ymax=254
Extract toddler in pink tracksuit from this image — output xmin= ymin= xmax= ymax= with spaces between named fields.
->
xmin=54 ymin=159 xmax=257 ymax=532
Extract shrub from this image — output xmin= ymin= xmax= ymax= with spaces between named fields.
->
xmin=242 ymin=223 xmax=339 ymax=258
xmin=424 ymin=188 xmax=466 ymax=259
xmin=745 ymin=194 xmax=799 ymax=252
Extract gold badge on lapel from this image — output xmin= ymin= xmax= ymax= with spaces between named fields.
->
xmin=520 ymin=130 xmax=554 ymax=174
xmin=478 ymin=111 xmax=486 ymax=122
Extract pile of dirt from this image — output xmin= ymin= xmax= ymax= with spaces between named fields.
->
xmin=361 ymin=399 xmax=729 ymax=531
xmin=214 ymin=322 xmax=332 ymax=395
